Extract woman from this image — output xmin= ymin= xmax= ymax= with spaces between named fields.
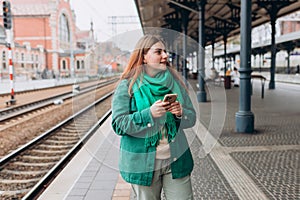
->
xmin=111 ymin=35 xmax=196 ymax=200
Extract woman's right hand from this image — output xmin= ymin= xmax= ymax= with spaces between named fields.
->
xmin=150 ymin=100 xmax=170 ymax=118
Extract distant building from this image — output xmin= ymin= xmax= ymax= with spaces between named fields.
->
xmin=212 ymin=11 xmax=300 ymax=73
xmin=0 ymin=0 xmax=97 ymax=79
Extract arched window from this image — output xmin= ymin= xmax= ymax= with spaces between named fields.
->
xmin=21 ymin=53 xmax=25 ymax=68
xmin=31 ymin=54 xmax=34 ymax=69
xmin=59 ymin=14 xmax=70 ymax=43
xmin=2 ymin=51 xmax=6 ymax=70
xmin=81 ymin=60 xmax=84 ymax=69
xmin=35 ymin=55 xmax=39 ymax=68
xmin=62 ymin=60 xmax=66 ymax=70
xmin=76 ymin=60 xmax=80 ymax=69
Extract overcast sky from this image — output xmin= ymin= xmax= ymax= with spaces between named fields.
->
xmin=70 ymin=0 xmax=142 ymax=42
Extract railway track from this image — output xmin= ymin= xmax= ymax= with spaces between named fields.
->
xmin=0 ymin=89 xmax=113 ymax=199
xmin=0 ymin=78 xmax=117 ymax=123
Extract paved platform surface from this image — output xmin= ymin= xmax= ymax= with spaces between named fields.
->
xmin=38 ymin=75 xmax=299 ymax=200
xmin=189 ymin=79 xmax=300 ymax=200
xmin=0 ymin=77 xmax=83 ymax=94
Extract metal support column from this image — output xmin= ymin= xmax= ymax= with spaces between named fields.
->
xmin=223 ymin=36 xmax=227 ymax=75
xmin=259 ymin=53 xmax=262 ymax=72
xmin=181 ymin=9 xmax=190 ymax=84
xmin=269 ymin=15 xmax=276 ymax=89
xmin=175 ymin=43 xmax=179 ymax=72
xmin=182 ymin=19 xmax=188 ymax=83
xmin=287 ymin=49 xmax=291 ymax=74
xmin=285 ymin=44 xmax=295 ymax=74
xmin=235 ymin=0 xmax=254 ymax=133
xmin=182 ymin=32 xmax=187 ymax=83
xmin=212 ymin=42 xmax=215 ymax=69
xmin=197 ymin=0 xmax=207 ymax=102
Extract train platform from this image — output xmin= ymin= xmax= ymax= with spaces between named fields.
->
xmin=0 ymin=76 xmax=86 ymax=95
xmin=37 ymin=75 xmax=299 ymax=200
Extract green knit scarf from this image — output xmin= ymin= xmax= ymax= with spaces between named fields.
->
xmin=132 ymin=69 xmax=184 ymax=148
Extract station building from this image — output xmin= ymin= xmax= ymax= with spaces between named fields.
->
xmin=212 ymin=11 xmax=300 ymax=74
xmin=0 ymin=0 xmax=97 ymax=79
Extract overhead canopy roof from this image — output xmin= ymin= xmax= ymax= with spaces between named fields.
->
xmin=134 ymin=0 xmax=300 ymax=46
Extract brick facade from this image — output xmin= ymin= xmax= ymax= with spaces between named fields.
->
xmin=0 ymin=0 xmax=96 ymax=79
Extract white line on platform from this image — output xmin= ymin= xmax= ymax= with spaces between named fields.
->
xmin=193 ymin=119 xmax=269 ymax=200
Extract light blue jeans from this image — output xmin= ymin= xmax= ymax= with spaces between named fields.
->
xmin=132 ymin=159 xmax=193 ymax=200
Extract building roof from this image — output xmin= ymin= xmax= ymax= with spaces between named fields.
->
xmin=2 ymin=0 xmax=54 ymax=16
xmin=135 ymin=0 xmax=300 ymax=45
xmin=76 ymin=30 xmax=90 ymax=40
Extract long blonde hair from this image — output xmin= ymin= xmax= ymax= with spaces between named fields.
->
xmin=120 ymin=35 xmax=186 ymax=95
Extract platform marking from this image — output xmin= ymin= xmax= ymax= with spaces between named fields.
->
xmin=193 ymin=119 xmax=269 ymax=200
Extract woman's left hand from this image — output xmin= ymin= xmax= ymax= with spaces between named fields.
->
xmin=167 ymin=101 xmax=182 ymax=117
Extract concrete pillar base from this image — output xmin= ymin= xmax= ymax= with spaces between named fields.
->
xmin=269 ymin=81 xmax=275 ymax=89
xmin=197 ymin=91 xmax=207 ymax=102
xmin=235 ymin=111 xmax=254 ymax=133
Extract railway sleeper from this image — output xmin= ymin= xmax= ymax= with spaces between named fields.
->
xmin=37 ymin=144 xmax=73 ymax=150
xmin=0 ymin=188 xmax=30 ymax=199
xmin=20 ymin=155 xmax=62 ymax=162
xmin=43 ymin=139 xmax=78 ymax=145
xmin=55 ymin=132 xmax=82 ymax=137
xmin=75 ymin=127 xmax=95 ymax=132
xmin=69 ymin=125 xmax=94 ymax=131
xmin=0 ymin=184 xmax=37 ymax=195
xmin=29 ymin=149 xmax=69 ymax=155
xmin=0 ymin=171 xmax=46 ymax=180
xmin=50 ymin=135 xmax=81 ymax=141
xmin=8 ymin=161 xmax=56 ymax=168
xmin=61 ymin=127 xmax=81 ymax=132
xmin=1 ymin=169 xmax=47 ymax=177
xmin=56 ymin=132 xmax=84 ymax=138
xmin=59 ymin=129 xmax=88 ymax=134
xmin=74 ymin=120 xmax=97 ymax=126
xmin=71 ymin=124 xmax=96 ymax=129
xmin=0 ymin=177 xmax=40 ymax=184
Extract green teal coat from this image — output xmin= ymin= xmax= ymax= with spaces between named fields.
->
xmin=111 ymin=79 xmax=196 ymax=186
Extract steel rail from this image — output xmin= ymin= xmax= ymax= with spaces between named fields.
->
xmin=0 ymin=79 xmax=117 ymax=123
xmin=23 ymin=104 xmax=113 ymax=200
xmin=0 ymin=91 xmax=114 ymax=199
